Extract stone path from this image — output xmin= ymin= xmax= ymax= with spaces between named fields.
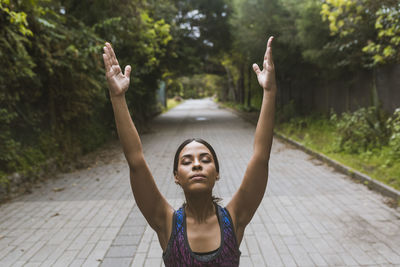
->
xmin=0 ymin=98 xmax=399 ymax=266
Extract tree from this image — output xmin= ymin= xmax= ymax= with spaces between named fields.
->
xmin=321 ymin=0 xmax=400 ymax=67
xmin=362 ymin=3 xmax=400 ymax=66
xmin=320 ymin=0 xmax=399 ymax=135
xmin=227 ymin=0 xmax=304 ymax=108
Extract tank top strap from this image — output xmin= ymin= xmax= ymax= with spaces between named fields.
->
xmin=219 ymin=206 xmax=234 ymax=232
xmin=218 ymin=205 xmax=241 ymax=256
xmin=175 ymin=206 xmax=185 ymax=231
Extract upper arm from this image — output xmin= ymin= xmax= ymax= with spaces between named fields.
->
xmin=128 ymin=155 xmax=174 ymax=239
xmin=226 ymin=155 xmax=269 ymax=232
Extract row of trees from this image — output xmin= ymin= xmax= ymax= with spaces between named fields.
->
xmin=0 ymin=0 xmax=232 ymax=180
xmin=223 ymin=0 xmax=400 ymax=162
xmin=219 ymin=0 xmax=400 ymax=110
xmin=1 ymin=0 xmax=399 ymax=182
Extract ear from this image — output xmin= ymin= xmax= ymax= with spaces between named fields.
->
xmin=174 ymin=174 xmax=180 ymax=185
xmin=216 ymin=174 xmax=220 ymax=181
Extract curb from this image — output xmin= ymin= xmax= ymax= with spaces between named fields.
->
xmin=275 ymin=132 xmax=400 ymax=203
xmin=223 ymin=104 xmax=400 ymax=203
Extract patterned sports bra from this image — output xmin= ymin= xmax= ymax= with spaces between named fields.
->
xmin=162 ymin=204 xmax=241 ymax=266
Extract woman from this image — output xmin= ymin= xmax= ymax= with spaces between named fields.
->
xmin=102 ymin=36 xmax=276 ymax=266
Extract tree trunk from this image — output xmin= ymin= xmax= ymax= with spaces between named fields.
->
xmin=48 ymin=86 xmax=56 ymax=134
xmin=223 ymin=65 xmax=236 ymax=101
xmin=371 ymin=68 xmax=379 ymax=109
xmin=247 ymin=64 xmax=251 ymax=108
xmin=237 ymin=62 xmax=245 ymax=104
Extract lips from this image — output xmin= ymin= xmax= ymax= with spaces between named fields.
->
xmin=190 ymin=174 xmax=206 ymax=180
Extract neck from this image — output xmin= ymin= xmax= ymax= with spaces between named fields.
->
xmin=184 ymin=192 xmax=215 ymax=223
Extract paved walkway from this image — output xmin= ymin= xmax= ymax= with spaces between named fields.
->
xmin=0 ymin=98 xmax=400 ymax=267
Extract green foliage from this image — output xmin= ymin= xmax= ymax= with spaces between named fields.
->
xmin=174 ymin=74 xmax=223 ymax=99
xmin=296 ymin=0 xmax=334 ymax=68
xmin=0 ymin=109 xmax=20 ymax=166
xmin=168 ymin=0 xmax=232 ymax=74
xmin=165 ymin=98 xmax=182 ymax=111
xmin=1 ymin=0 xmax=234 ymax=183
xmin=1 ymin=0 xmax=37 ymax=175
xmin=220 ymin=101 xmax=256 ymax=112
xmin=362 ymin=4 xmax=400 ymax=65
xmin=276 ymin=100 xmax=296 ymax=123
xmin=0 ymin=0 xmax=33 ymax=36
xmin=321 ymin=0 xmax=363 ymax=37
xmin=0 ymin=0 xmax=174 ymax=181
xmin=2 ymin=0 xmax=399 ymax=194
xmin=88 ymin=3 xmax=173 ymax=128
xmin=331 ymin=107 xmax=389 ymax=153
xmin=225 ymin=0 xmax=296 ymax=107
xmin=321 ymin=0 xmax=400 ymax=67
xmin=231 ymin=0 xmax=283 ymax=62
xmin=387 ymin=108 xmax=400 ymax=158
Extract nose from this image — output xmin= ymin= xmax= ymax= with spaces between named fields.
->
xmin=192 ymin=158 xmax=202 ymax=170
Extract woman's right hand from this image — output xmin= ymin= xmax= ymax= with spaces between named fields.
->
xmin=103 ymin=42 xmax=131 ymax=97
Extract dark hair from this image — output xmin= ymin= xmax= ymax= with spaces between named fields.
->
xmin=173 ymin=138 xmax=220 ymax=175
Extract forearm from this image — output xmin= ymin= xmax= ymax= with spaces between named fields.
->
xmin=110 ymin=94 xmax=143 ymax=167
xmin=253 ymin=90 xmax=276 ymax=161
xmin=111 ymin=95 xmax=172 ymax=233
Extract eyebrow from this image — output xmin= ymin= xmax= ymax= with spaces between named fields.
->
xmin=181 ymin=152 xmax=211 ymax=159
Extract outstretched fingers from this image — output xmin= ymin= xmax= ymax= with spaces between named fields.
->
xmin=267 ymin=36 xmax=274 ymax=48
xmin=252 ymin=63 xmax=261 ymax=75
xmin=263 ymin=36 xmax=274 ymax=59
xmin=103 ymin=45 xmax=114 ymax=73
xmin=267 ymin=36 xmax=274 ymax=67
xmin=104 ymin=44 xmax=131 ymax=77
xmin=263 ymin=36 xmax=274 ymax=68
xmin=124 ymin=65 xmax=132 ymax=79
xmin=103 ymin=42 xmax=124 ymax=78
xmin=106 ymin=42 xmax=119 ymax=66
xmin=102 ymin=53 xmax=110 ymax=72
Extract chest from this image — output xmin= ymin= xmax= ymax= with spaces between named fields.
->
xmin=186 ymin=215 xmax=221 ymax=252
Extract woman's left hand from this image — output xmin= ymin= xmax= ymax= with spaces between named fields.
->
xmin=252 ymin=36 xmax=277 ymax=93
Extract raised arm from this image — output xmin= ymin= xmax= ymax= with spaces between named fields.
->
xmin=227 ymin=36 xmax=276 ymax=241
xmin=102 ymin=43 xmax=173 ymax=242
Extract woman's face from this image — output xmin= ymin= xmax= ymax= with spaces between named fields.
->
xmin=174 ymin=141 xmax=219 ymax=194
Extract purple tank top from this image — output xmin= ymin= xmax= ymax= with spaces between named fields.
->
xmin=162 ymin=204 xmax=241 ymax=266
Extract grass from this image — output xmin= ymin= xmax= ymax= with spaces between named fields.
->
xmin=218 ymin=101 xmax=258 ymax=112
xmin=159 ymin=98 xmax=183 ymax=113
xmin=276 ymin=115 xmax=400 ymax=192
xmin=162 ymin=98 xmax=183 ymax=113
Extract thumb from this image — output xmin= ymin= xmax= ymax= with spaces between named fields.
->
xmin=252 ymin=63 xmax=261 ymax=75
xmin=124 ymin=65 xmax=132 ymax=78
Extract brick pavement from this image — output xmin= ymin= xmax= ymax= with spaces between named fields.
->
xmin=0 ymin=98 xmax=400 ymax=266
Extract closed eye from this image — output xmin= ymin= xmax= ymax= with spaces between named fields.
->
xmin=201 ymin=155 xmax=212 ymax=163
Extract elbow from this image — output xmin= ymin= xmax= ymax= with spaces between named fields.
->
xmin=126 ymin=153 xmax=146 ymax=171
xmin=252 ymin=153 xmax=270 ymax=166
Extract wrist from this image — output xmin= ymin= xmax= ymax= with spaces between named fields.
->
xmin=110 ymin=93 xmax=126 ymax=102
xmin=263 ymin=88 xmax=277 ymax=97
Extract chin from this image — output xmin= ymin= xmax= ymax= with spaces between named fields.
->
xmin=185 ymin=184 xmax=213 ymax=194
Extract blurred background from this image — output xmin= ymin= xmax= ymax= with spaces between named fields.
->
xmin=1 ymin=0 xmax=399 ymax=198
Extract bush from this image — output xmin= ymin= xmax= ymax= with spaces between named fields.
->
xmin=387 ymin=108 xmax=400 ymax=159
xmin=331 ymin=107 xmax=389 ymax=153
xmin=0 ymin=109 xmax=20 ymax=173
xmin=276 ymin=100 xmax=296 ymax=123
